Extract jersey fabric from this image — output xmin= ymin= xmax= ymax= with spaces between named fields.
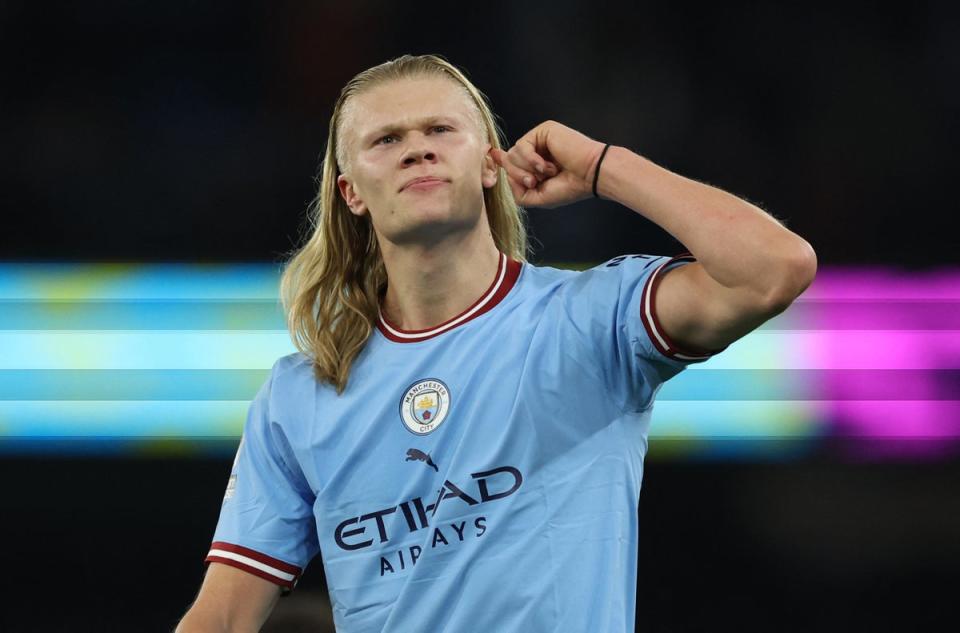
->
xmin=205 ymin=252 xmax=725 ymax=632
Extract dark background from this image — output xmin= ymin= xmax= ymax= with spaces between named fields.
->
xmin=1 ymin=1 xmax=958 ymax=631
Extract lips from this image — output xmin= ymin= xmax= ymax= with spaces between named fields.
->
xmin=401 ymin=176 xmax=448 ymax=191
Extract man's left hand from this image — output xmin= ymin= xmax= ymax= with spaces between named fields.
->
xmin=490 ymin=120 xmax=607 ymax=209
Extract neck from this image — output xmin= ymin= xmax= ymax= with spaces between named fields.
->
xmin=378 ymin=216 xmax=501 ymax=331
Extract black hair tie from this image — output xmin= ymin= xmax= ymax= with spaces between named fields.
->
xmin=592 ymin=143 xmax=612 ymax=199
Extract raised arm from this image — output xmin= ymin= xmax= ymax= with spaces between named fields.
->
xmin=175 ymin=563 xmax=281 ymax=633
xmin=595 ymin=145 xmax=816 ymax=353
xmin=491 ymin=121 xmax=817 ymax=354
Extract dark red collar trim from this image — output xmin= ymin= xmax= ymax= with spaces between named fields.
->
xmin=377 ymin=253 xmax=522 ymax=343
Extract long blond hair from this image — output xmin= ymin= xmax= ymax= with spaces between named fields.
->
xmin=280 ymin=54 xmax=528 ymax=394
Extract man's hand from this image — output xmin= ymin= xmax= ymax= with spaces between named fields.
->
xmin=490 ymin=120 xmax=606 ymax=208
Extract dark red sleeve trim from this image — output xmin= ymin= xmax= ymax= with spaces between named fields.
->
xmin=209 ymin=541 xmax=302 ymax=575
xmin=204 ymin=556 xmax=296 ymax=590
xmin=639 ymin=252 xmax=728 ymax=362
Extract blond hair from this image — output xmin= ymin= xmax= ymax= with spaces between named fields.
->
xmin=280 ymin=54 xmax=528 ymax=394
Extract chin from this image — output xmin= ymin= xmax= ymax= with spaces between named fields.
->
xmin=389 ymin=204 xmax=481 ymax=245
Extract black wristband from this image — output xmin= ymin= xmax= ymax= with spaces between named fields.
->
xmin=592 ymin=143 xmax=612 ymax=199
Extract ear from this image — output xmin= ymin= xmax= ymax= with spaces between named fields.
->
xmin=481 ymin=145 xmax=499 ymax=189
xmin=337 ymin=174 xmax=368 ymax=217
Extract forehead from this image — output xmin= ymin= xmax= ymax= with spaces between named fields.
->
xmin=347 ymin=76 xmax=479 ymax=140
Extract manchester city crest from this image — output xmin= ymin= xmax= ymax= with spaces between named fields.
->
xmin=400 ymin=379 xmax=451 ymax=435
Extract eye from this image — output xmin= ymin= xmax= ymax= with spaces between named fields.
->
xmin=375 ymin=134 xmax=398 ymax=145
xmin=431 ymin=125 xmax=451 ymax=134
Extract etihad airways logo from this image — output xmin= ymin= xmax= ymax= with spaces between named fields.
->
xmin=334 ymin=465 xmax=521 ymax=551
xmin=333 ymin=465 xmax=522 ymax=577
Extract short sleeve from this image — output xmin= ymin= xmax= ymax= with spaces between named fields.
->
xmin=555 ymin=253 xmax=727 ymax=412
xmin=204 ymin=360 xmax=319 ymax=593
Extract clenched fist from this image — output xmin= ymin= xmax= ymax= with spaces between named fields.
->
xmin=490 ymin=120 xmax=607 ymax=209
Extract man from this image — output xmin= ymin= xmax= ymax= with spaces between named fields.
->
xmin=177 ymin=54 xmax=816 ymax=632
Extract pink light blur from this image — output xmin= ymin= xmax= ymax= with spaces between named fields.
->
xmin=803 ymin=268 xmax=960 ymax=457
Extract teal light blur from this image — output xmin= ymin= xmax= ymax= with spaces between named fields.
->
xmin=3 ymin=262 xmax=956 ymax=459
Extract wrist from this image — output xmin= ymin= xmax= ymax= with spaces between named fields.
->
xmin=595 ymin=145 xmax=641 ymax=204
xmin=582 ymin=141 xmax=610 ymax=199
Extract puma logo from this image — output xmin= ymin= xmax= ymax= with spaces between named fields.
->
xmin=405 ymin=448 xmax=438 ymax=472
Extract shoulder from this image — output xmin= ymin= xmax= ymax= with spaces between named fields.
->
xmin=504 ymin=257 xmax=671 ymax=320
xmin=272 ymin=351 xmax=313 ymax=379
xmin=520 ymin=254 xmax=669 ymax=296
xmin=514 ymin=260 xmax=579 ymax=293
xmin=262 ymin=352 xmax=318 ymax=405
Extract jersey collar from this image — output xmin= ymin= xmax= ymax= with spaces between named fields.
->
xmin=376 ymin=252 xmax=522 ymax=343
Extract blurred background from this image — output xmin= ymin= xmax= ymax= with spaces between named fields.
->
xmin=1 ymin=1 xmax=958 ymax=631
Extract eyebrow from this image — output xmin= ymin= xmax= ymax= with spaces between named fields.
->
xmin=360 ymin=115 xmax=460 ymax=146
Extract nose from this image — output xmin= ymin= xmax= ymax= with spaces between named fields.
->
xmin=401 ymin=134 xmax=438 ymax=166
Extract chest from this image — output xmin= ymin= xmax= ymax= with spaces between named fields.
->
xmin=294 ymin=317 xmax=629 ymax=546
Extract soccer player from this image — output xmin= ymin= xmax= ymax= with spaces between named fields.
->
xmin=176 ymin=54 xmax=816 ymax=632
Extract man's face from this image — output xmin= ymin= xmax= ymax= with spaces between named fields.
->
xmin=336 ymin=77 xmax=499 ymax=247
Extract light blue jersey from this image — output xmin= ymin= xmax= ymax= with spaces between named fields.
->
xmin=206 ymin=252 xmax=724 ymax=632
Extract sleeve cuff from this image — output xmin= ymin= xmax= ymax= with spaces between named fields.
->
xmin=205 ymin=541 xmax=303 ymax=591
xmin=639 ymin=252 xmax=728 ymax=363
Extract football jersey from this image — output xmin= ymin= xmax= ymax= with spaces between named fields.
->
xmin=205 ymin=252 xmax=724 ymax=632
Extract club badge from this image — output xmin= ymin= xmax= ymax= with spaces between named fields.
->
xmin=400 ymin=379 xmax=451 ymax=435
